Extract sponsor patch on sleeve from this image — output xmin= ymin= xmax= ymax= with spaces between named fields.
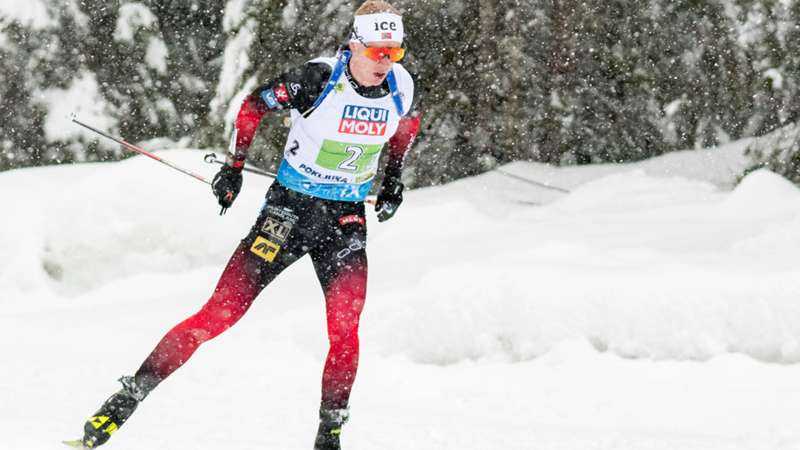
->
xmin=339 ymin=214 xmax=366 ymax=226
xmin=261 ymin=89 xmax=281 ymax=109
xmin=273 ymin=83 xmax=290 ymax=103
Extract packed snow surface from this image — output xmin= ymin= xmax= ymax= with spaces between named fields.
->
xmin=2 ymin=140 xmax=800 ymax=449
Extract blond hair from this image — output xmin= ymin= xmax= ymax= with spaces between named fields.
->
xmin=355 ymin=0 xmax=402 ymax=16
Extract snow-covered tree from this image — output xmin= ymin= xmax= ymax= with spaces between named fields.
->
xmin=4 ymin=0 xmax=800 ymax=188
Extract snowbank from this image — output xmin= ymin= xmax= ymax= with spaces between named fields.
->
xmin=363 ymin=166 xmax=800 ymax=364
xmin=2 ymin=145 xmax=799 ymax=365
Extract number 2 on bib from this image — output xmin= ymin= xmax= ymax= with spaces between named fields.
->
xmin=338 ymin=146 xmax=364 ymax=171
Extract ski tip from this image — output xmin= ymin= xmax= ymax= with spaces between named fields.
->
xmin=62 ymin=439 xmax=89 ymax=449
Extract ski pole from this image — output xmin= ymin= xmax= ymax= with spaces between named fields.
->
xmin=495 ymin=168 xmax=570 ymax=193
xmin=72 ymin=117 xmax=378 ymax=207
xmin=71 ymin=116 xmax=212 ymax=185
xmin=204 ymin=153 xmax=277 ymax=178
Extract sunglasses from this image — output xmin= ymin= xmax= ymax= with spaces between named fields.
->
xmin=362 ymin=46 xmax=406 ymax=62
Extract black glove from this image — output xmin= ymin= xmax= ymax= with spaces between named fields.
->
xmin=375 ymin=178 xmax=404 ymax=222
xmin=211 ymin=164 xmax=242 ymax=215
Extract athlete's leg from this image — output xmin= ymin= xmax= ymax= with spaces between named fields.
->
xmin=135 ymin=196 xmax=305 ymax=390
xmin=77 ymin=186 xmax=306 ymax=448
xmin=133 ymin=240 xmax=282 ymax=387
xmin=314 ymin=251 xmax=368 ymax=410
xmin=310 ymin=213 xmax=368 ymax=450
xmin=311 ymin=216 xmax=367 ymax=409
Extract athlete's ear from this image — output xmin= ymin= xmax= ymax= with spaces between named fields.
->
xmin=348 ymin=41 xmax=360 ymax=54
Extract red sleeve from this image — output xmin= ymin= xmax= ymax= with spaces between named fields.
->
xmin=226 ymin=63 xmax=331 ymax=169
xmin=227 ymin=94 xmax=268 ymax=169
xmin=382 ymin=114 xmax=421 ymax=181
xmin=387 ymin=114 xmax=421 ymax=161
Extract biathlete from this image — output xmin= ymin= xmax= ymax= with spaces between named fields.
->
xmin=69 ymin=2 xmax=420 ymax=449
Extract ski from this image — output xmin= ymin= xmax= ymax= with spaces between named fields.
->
xmin=62 ymin=439 xmax=91 ymax=449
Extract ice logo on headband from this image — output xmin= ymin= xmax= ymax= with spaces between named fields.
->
xmin=351 ymin=13 xmax=404 ymax=43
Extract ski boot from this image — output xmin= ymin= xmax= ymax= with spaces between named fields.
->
xmin=75 ymin=376 xmax=149 ymax=448
xmin=314 ymin=408 xmax=349 ymax=450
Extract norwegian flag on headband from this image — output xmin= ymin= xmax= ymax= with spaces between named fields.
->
xmin=350 ymin=13 xmax=405 ymax=43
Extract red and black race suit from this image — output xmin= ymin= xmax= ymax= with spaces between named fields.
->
xmin=131 ymin=56 xmax=421 ymax=412
xmin=136 ymin=183 xmax=368 ymax=410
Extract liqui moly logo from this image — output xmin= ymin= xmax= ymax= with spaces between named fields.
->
xmin=339 ymin=105 xmax=389 ymax=136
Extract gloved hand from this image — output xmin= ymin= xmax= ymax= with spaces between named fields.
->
xmin=211 ymin=164 xmax=243 ymax=215
xmin=374 ymin=178 xmax=404 ymax=222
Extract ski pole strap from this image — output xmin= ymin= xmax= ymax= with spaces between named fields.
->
xmin=386 ymin=69 xmax=405 ymax=116
xmin=302 ymin=50 xmax=352 ymax=118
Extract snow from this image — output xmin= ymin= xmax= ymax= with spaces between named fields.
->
xmin=38 ymin=73 xmax=117 ymax=147
xmin=3 ymin=141 xmax=800 ymax=449
xmin=63 ymin=0 xmax=89 ymax=29
xmin=0 ymin=0 xmax=53 ymax=29
xmin=114 ymin=3 xmax=158 ymax=42
xmin=210 ymin=18 xmax=257 ymax=133
xmin=764 ymin=68 xmax=784 ymax=90
xmin=282 ymin=0 xmax=302 ymax=29
xmin=223 ymin=0 xmax=250 ymax=32
xmin=146 ymin=37 xmax=169 ymax=75
xmin=664 ymin=99 xmax=681 ymax=117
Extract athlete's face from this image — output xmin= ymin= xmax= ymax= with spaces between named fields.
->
xmin=348 ymin=40 xmax=401 ymax=87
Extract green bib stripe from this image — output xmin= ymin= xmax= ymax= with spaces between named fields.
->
xmin=316 ymin=140 xmax=383 ymax=174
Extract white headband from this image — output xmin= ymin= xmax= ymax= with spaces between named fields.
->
xmin=350 ymin=13 xmax=404 ymax=44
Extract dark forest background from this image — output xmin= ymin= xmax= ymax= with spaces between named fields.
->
xmin=2 ymin=0 xmax=800 ymax=186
